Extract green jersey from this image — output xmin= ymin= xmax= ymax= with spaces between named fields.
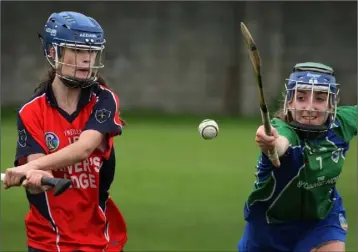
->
xmin=245 ymin=105 xmax=357 ymax=224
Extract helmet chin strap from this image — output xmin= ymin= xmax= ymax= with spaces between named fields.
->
xmin=57 ymin=74 xmax=98 ymax=89
xmin=287 ymin=113 xmax=332 ymax=140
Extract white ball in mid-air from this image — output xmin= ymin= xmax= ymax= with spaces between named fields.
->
xmin=198 ymin=119 xmax=219 ymax=140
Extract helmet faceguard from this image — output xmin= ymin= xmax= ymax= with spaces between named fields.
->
xmin=283 ymin=62 xmax=340 ymax=138
xmin=40 ymin=11 xmax=106 ymax=88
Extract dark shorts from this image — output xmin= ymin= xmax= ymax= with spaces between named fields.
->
xmin=28 ymin=247 xmax=42 ymax=252
xmin=238 ymin=210 xmax=347 ymax=252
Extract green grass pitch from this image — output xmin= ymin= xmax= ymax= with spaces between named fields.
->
xmin=1 ymin=114 xmax=356 ymax=251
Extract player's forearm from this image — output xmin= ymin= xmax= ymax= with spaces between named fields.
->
xmin=262 ymin=135 xmax=289 ymax=157
xmin=30 ymin=138 xmax=100 ymax=172
xmin=29 ymin=141 xmax=89 ymax=171
xmin=27 ymin=153 xmax=46 ymax=162
xmin=274 ymin=135 xmax=290 ymax=157
xmin=29 ymin=130 xmax=104 ymax=171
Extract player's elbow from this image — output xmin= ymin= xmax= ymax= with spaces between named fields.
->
xmin=76 ymin=141 xmax=96 ymax=161
xmin=81 ymin=145 xmax=95 ymax=160
xmin=77 ymin=130 xmax=105 ymax=160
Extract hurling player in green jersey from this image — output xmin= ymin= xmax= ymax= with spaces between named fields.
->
xmin=238 ymin=62 xmax=356 ymax=252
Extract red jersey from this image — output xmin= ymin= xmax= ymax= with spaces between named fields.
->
xmin=15 ymin=82 xmax=127 ymax=251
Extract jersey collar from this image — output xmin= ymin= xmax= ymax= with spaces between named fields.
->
xmin=46 ymin=82 xmax=93 ymax=109
xmin=330 ymin=119 xmax=340 ymax=129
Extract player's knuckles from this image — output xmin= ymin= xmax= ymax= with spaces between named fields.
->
xmin=28 ymin=180 xmax=41 ymax=188
xmin=256 ymin=140 xmax=264 ymax=146
xmin=32 ymin=176 xmax=42 ymax=186
xmin=27 ymin=175 xmax=39 ymax=185
xmin=36 ymin=176 xmax=43 ymax=186
xmin=8 ymin=168 xmax=20 ymax=176
xmin=8 ymin=177 xmax=17 ymax=186
xmin=258 ymin=139 xmax=269 ymax=147
xmin=255 ymin=132 xmax=263 ymax=139
xmin=256 ymin=132 xmax=269 ymax=141
xmin=268 ymin=137 xmax=275 ymax=142
xmin=262 ymin=139 xmax=274 ymax=147
xmin=271 ymin=130 xmax=278 ymax=138
xmin=260 ymin=137 xmax=274 ymax=144
xmin=257 ymin=135 xmax=275 ymax=146
xmin=5 ymin=169 xmax=13 ymax=180
xmin=7 ymin=173 xmax=16 ymax=185
xmin=268 ymin=138 xmax=276 ymax=144
xmin=27 ymin=171 xmax=39 ymax=181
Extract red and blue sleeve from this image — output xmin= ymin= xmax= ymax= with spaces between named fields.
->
xmin=15 ymin=112 xmax=47 ymax=166
xmin=83 ymin=86 xmax=123 ymax=159
xmin=83 ymin=87 xmax=123 ymax=137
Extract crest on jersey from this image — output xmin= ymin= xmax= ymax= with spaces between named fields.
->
xmin=44 ymin=132 xmax=60 ymax=152
xmin=331 ymin=148 xmax=343 ymax=163
xmin=95 ymin=108 xmax=111 ymax=124
xmin=18 ymin=129 xmax=27 ymax=147
xmin=339 ymin=213 xmax=348 ymax=231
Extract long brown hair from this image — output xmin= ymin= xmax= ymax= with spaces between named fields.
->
xmin=33 ymin=69 xmax=55 ymax=94
xmin=33 ymin=69 xmax=109 ymax=94
xmin=273 ymin=107 xmax=287 ymax=122
xmin=272 ymin=91 xmax=289 ymax=122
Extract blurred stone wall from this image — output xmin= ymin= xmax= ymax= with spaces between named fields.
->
xmin=1 ymin=2 xmax=356 ymax=115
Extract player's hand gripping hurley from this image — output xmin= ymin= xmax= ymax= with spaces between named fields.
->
xmin=240 ymin=22 xmax=280 ymax=167
xmin=1 ymin=173 xmax=72 ymax=196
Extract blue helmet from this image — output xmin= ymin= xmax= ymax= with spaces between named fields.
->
xmin=283 ymin=62 xmax=340 ymax=135
xmin=40 ymin=11 xmax=106 ymax=88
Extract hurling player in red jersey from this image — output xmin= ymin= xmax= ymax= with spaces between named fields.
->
xmin=4 ymin=11 xmax=127 ymax=252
